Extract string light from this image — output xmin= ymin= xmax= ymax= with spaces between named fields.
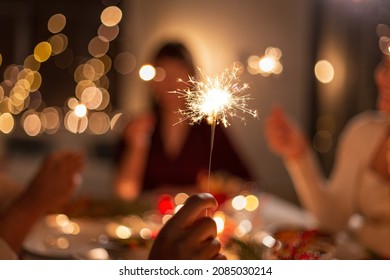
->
xmin=0 ymin=5 xmax=125 ymax=136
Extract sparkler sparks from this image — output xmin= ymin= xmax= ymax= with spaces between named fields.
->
xmin=172 ymin=65 xmax=258 ymax=197
xmin=173 ymin=65 xmax=258 ymax=127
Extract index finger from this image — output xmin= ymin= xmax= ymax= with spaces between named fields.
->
xmin=169 ymin=193 xmax=218 ymax=229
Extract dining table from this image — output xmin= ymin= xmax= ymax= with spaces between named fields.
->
xmin=21 ymin=190 xmax=369 ymax=260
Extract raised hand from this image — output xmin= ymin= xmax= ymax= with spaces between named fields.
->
xmin=25 ymin=150 xmax=85 ymax=211
xmin=264 ymin=106 xmax=308 ymax=160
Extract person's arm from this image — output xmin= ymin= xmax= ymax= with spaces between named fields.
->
xmin=0 ymin=151 xmax=84 ymax=254
xmin=115 ymin=139 xmax=150 ymax=200
xmin=114 ymin=115 xmax=155 ymax=201
xmin=265 ymin=107 xmax=362 ymax=231
xmin=149 ymin=193 xmax=225 ymax=260
xmin=0 ymin=187 xmax=53 ymax=254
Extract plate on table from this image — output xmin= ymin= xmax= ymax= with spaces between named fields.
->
xmin=261 ymin=226 xmax=336 ymax=260
xmin=23 ymin=216 xmax=108 ymax=259
xmin=73 ymin=246 xmax=149 ymax=260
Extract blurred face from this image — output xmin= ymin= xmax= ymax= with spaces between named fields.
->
xmin=152 ymin=57 xmax=192 ymax=111
xmin=375 ymin=57 xmax=390 ymax=114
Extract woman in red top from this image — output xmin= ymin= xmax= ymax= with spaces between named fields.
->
xmin=115 ymin=42 xmax=252 ymax=200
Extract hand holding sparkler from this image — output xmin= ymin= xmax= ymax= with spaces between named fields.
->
xmin=149 ymin=193 xmax=225 ymax=260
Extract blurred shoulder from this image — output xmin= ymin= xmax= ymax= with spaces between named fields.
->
xmin=346 ymin=110 xmax=385 ymax=131
xmin=342 ymin=110 xmax=386 ymax=140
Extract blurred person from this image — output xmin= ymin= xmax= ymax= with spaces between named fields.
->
xmin=0 ymin=152 xmax=224 ymax=260
xmin=264 ymin=57 xmax=390 ymax=258
xmin=115 ymin=42 xmax=253 ymax=200
xmin=0 ymin=151 xmax=84 ymax=259
xmin=149 ymin=193 xmax=225 ymax=260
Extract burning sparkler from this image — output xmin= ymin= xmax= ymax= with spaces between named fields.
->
xmin=174 ymin=65 xmax=258 ymax=127
xmin=172 ymin=65 xmax=258 ymax=194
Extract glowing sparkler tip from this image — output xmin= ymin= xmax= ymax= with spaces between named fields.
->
xmin=173 ymin=65 xmax=257 ymax=127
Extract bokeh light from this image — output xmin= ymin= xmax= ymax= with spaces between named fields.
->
xmin=55 ymin=237 xmax=70 ymax=249
xmin=110 ymin=111 xmax=130 ymax=132
xmin=153 ymin=67 xmax=166 ymax=82
xmin=24 ymin=55 xmax=41 ymax=71
xmin=48 ymin=14 xmax=66 ymax=34
xmin=29 ymin=71 xmax=42 ymax=92
xmin=232 ymin=195 xmax=246 ymax=211
xmin=80 ymin=63 xmax=96 ymax=81
xmin=174 ymin=193 xmax=189 ymax=205
xmin=41 ymin=107 xmax=61 ymax=134
xmin=48 ymin=34 xmax=68 ymax=55
xmin=98 ymin=24 xmax=120 ymax=42
xmin=75 ymin=80 xmax=96 ymax=98
xmin=247 ymin=47 xmax=283 ymax=76
xmin=75 ymin=104 xmax=87 ymax=117
xmin=88 ymin=36 xmax=109 ymax=58
xmin=100 ymin=6 xmax=123 ymax=27
xmin=4 ymin=64 xmax=21 ymax=83
xmin=23 ymin=112 xmax=42 ymax=136
xmin=88 ymin=112 xmax=110 ymax=135
xmin=235 ymin=219 xmax=253 ymax=238
xmin=245 ymin=195 xmax=259 ymax=211
xmin=114 ymin=52 xmax=136 ymax=75
xmin=313 ymin=130 xmax=333 ymax=153
xmin=139 ymin=64 xmax=156 ymax=81
xmin=95 ymin=87 xmax=110 ymax=110
xmin=98 ymin=55 xmax=112 ymax=75
xmin=86 ymin=58 xmax=105 ymax=80
xmin=0 ymin=113 xmax=15 ymax=134
xmin=115 ymin=225 xmax=132 ymax=239
xmin=0 ymin=7 xmax=123 ymax=135
xmin=65 ymin=111 xmax=88 ymax=133
xmin=0 ymin=85 xmax=4 ymax=102
xmin=139 ymin=228 xmax=152 ymax=240
xmin=1 ymin=80 xmax=12 ymax=96
xmin=0 ymin=97 xmax=11 ymax=114
xmin=55 ymin=214 xmax=70 ymax=227
xmin=86 ymin=248 xmax=109 ymax=260
xmin=158 ymin=194 xmax=174 ymax=215
xmin=61 ymin=221 xmax=80 ymax=235
xmin=315 ymin=60 xmax=335 ymax=84
xmin=34 ymin=42 xmax=52 ymax=62
xmin=81 ymin=87 xmax=103 ymax=110
xmin=97 ymin=76 xmax=110 ymax=91
xmin=213 ymin=211 xmax=226 ymax=234
xmin=261 ymin=234 xmax=277 ymax=248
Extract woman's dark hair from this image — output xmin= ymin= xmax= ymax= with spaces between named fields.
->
xmin=152 ymin=42 xmax=196 ymax=76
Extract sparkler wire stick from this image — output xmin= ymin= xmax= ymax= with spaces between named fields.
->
xmin=207 ymin=118 xmax=216 ymax=194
